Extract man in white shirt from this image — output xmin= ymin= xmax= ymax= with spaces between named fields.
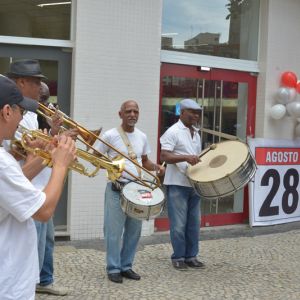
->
xmin=6 ymin=60 xmax=71 ymax=296
xmin=0 ymin=75 xmax=76 ymax=300
xmin=94 ymin=100 xmax=164 ymax=283
xmin=160 ymin=98 xmax=205 ymax=271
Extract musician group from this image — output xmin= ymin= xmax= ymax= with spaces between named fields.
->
xmin=0 ymin=59 xmax=203 ymax=299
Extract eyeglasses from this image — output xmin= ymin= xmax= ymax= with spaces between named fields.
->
xmin=11 ymin=104 xmax=27 ymax=116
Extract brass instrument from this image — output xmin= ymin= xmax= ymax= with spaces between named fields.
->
xmin=10 ymin=139 xmax=27 ymax=160
xmin=17 ymin=125 xmax=125 ymax=179
xmin=36 ymin=103 xmax=161 ymax=189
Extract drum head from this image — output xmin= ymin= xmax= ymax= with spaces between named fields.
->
xmin=187 ymin=140 xmax=249 ymax=183
xmin=122 ymin=181 xmax=165 ymax=206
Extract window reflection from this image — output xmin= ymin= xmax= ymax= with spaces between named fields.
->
xmin=162 ymin=0 xmax=259 ymax=60
xmin=0 ymin=0 xmax=71 ymax=40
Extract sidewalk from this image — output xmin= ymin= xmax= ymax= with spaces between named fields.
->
xmin=36 ymin=222 xmax=300 ymax=300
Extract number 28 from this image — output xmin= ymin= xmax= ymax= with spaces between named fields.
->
xmin=259 ymin=168 xmax=299 ymax=216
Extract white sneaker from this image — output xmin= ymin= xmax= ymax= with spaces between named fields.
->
xmin=36 ymin=283 xmax=68 ymax=296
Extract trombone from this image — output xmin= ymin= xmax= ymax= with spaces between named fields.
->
xmin=16 ymin=125 xmax=125 ymax=179
xmin=36 ymin=102 xmax=161 ymax=190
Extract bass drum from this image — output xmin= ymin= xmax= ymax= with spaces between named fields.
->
xmin=186 ymin=140 xmax=256 ymax=199
xmin=121 ymin=181 xmax=165 ymax=221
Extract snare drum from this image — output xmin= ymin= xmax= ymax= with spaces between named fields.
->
xmin=120 ymin=181 xmax=165 ymax=221
xmin=186 ymin=140 xmax=256 ymax=199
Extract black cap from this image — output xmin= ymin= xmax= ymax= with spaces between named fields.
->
xmin=0 ymin=75 xmax=38 ymax=112
xmin=6 ymin=59 xmax=46 ymax=79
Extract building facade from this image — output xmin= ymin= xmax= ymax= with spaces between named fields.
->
xmin=0 ymin=0 xmax=299 ymax=240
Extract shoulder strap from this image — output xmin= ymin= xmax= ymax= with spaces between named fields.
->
xmin=117 ymin=126 xmax=141 ymax=178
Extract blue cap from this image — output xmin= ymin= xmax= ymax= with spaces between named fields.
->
xmin=179 ymin=99 xmax=202 ymax=111
xmin=0 ymin=75 xmax=38 ymax=112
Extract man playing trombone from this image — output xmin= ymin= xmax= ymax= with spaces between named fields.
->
xmin=5 ymin=59 xmax=77 ymax=296
xmin=0 ymin=75 xmax=76 ymax=300
xmin=94 ymin=100 xmax=165 ymax=283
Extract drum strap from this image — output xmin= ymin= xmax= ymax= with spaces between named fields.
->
xmin=117 ymin=126 xmax=142 ymax=178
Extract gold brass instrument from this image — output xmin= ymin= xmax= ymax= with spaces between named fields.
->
xmin=36 ymin=103 xmax=161 ymax=189
xmin=17 ymin=125 xmax=125 ymax=179
xmin=10 ymin=139 xmax=27 ymax=160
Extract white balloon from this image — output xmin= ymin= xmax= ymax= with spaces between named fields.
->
xmin=286 ymin=102 xmax=300 ymax=118
xmin=270 ymin=104 xmax=286 ymax=120
xmin=288 ymin=88 xmax=297 ymax=102
xmin=275 ymin=87 xmax=289 ymax=104
xmin=275 ymin=87 xmax=297 ymax=104
xmin=295 ymin=123 xmax=300 ymax=137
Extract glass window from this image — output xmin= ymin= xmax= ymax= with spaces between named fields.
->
xmin=0 ymin=0 xmax=71 ymax=40
xmin=162 ymin=0 xmax=260 ymax=60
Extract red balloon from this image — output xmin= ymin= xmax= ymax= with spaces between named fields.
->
xmin=281 ymin=71 xmax=297 ymax=88
xmin=296 ymin=81 xmax=300 ymax=94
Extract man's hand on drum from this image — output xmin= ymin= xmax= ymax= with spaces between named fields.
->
xmin=185 ymin=155 xmax=200 ymax=166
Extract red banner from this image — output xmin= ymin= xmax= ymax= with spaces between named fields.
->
xmin=255 ymin=147 xmax=300 ymax=165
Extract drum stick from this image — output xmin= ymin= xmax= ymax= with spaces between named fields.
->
xmin=200 ymin=128 xmax=238 ymax=140
xmin=199 ymin=144 xmax=217 ymax=159
xmin=156 ymin=161 xmax=165 ymax=175
xmin=156 ymin=161 xmax=166 ymax=175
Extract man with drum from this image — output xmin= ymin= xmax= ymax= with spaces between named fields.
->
xmin=94 ymin=100 xmax=165 ymax=283
xmin=160 ymin=98 xmax=204 ymax=271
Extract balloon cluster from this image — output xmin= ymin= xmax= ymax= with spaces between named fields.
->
xmin=270 ymin=71 xmax=300 ymax=137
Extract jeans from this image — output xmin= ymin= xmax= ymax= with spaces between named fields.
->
xmin=104 ymin=182 xmax=142 ymax=274
xmin=34 ymin=218 xmax=54 ymax=285
xmin=166 ymin=185 xmax=200 ymax=262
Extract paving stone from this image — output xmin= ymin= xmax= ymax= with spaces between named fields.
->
xmin=35 ymin=226 xmax=300 ymax=300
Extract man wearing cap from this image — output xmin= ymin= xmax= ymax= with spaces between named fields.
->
xmin=0 ymin=75 xmax=76 ymax=300
xmin=6 ymin=59 xmax=69 ymax=296
xmin=160 ymin=98 xmax=204 ymax=271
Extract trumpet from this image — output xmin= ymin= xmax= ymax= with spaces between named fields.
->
xmin=17 ymin=125 xmax=125 ymax=179
xmin=36 ymin=103 xmax=161 ymax=189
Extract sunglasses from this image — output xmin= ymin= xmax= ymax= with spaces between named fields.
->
xmin=12 ymin=104 xmax=27 ymax=116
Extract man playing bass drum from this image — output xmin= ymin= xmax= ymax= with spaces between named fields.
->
xmin=160 ymin=98 xmax=204 ymax=271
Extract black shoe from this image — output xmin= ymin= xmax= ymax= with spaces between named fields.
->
xmin=185 ymin=259 xmax=205 ymax=269
xmin=121 ymin=269 xmax=141 ymax=280
xmin=108 ymin=273 xmax=123 ymax=283
xmin=172 ymin=261 xmax=188 ymax=271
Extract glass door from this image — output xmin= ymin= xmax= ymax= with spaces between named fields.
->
xmin=0 ymin=44 xmax=72 ymax=235
xmin=156 ymin=63 xmax=257 ymax=230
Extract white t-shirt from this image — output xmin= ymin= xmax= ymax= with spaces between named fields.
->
xmin=160 ymin=119 xmax=201 ymax=187
xmin=21 ymin=112 xmax=52 ymax=189
xmin=93 ymin=127 xmax=151 ymax=182
xmin=0 ymin=147 xmax=46 ymax=300
xmin=2 ymin=112 xmax=52 ymax=189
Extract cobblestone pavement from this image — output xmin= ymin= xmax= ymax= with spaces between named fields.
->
xmin=36 ymin=224 xmax=300 ymax=300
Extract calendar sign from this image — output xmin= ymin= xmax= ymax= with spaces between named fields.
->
xmin=248 ymin=138 xmax=300 ymax=226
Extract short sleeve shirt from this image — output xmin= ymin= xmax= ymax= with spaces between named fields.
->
xmin=0 ymin=147 xmax=45 ymax=299
xmin=93 ymin=127 xmax=151 ymax=182
xmin=160 ymin=119 xmax=201 ymax=187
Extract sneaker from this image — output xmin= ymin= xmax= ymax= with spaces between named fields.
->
xmin=185 ymin=258 xmax=205 ymax=269
xmin=36 ymin=283 xmax=68 ymax=296
xmin=172 ymin=260 xmax=189 ymax=271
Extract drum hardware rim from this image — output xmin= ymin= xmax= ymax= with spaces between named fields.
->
xmin=191 ymin=164 xmax=257 ymax=200
xmin=120 ymin=181 xmax=165 ymax=221
xmin=200 ymin=170 xmax=256 ymax=200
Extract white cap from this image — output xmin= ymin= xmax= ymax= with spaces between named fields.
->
xmin=179 ymin=99 xmax=202 ymax=111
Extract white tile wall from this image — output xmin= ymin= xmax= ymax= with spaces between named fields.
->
xmin=69 ymin=0 xmax=163 ymax=239
xmin=68 ymin=0 xmax=300 ymax=240
xmin=256 ymin=0 xmax=300 ymax=139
